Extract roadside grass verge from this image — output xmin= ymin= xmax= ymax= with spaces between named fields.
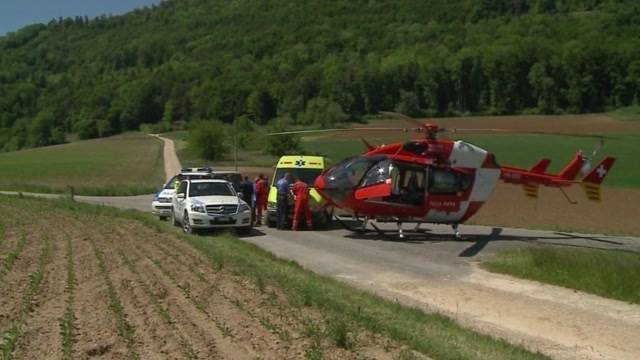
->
xmin=0 ymin=132 xmax=164 ymax=196
xmin=0 ymin=183 xmax=157 ymax=197
xmin=482 ymin=247 xmax=640 ymax=304
xmin=44 ymin=196 xmax=547 ymax=360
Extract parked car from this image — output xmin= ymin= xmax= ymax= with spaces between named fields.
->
xmin=171 ymin=179 xmax=252 ymax=235
xmin=151 ymin=168 xmax=213 ymax=220
xmin=210 ymin=170 xmax=243 ymax=193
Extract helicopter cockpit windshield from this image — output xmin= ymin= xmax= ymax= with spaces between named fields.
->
xmin=323 ymin=155 xmax=386 ymax=190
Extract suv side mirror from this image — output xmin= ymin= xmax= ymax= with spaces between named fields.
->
xmin=237 ymin=192 xmax=245 ymax=199
xmin=177 ymin=193 xmax=185 ymax=200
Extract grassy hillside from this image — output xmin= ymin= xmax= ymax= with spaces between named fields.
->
xmin=2 ymin=0 xmax=640 ymax=151
xmin=0 ymin=132 xmax=164 ymax=195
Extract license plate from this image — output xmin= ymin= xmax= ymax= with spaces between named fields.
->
xmin=214 ymin=216 xmax=230 ymax=223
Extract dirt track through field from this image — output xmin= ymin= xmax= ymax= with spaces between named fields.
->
xmin=154 ymin=134 xmax=182 ymax=181
xmin=0 ymin=197 xmax=413 ymax=359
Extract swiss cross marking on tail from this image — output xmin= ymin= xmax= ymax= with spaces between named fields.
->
xmin=596 ymin=165 xmax=607 ymax=178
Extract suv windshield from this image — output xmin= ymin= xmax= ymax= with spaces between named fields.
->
xmin=165 ymin=174 xmax=211 ymax=189
xmin=211 ymin=173 xmax=242 ymax=190
xmin=188 ymin=182 xmax=234 ymax=197
xmin=273 ymin=168 xmax=322 ymax=186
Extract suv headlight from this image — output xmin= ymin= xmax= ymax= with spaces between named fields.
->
xmin=190 ymin=200 xmax=206 ymax=213
xmin=238 ymin=203 xmax=251 ymax=213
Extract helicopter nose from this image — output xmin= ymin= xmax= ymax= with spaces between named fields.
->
xmin=315 ymin=173 xmax=350 ymax=205
xmin=314 ymin=175 xmax=325 ymax=191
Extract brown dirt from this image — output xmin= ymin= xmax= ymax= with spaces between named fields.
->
xmin=473 ymin=184 xmax=640 ymax=235
xmin=0 ymin=197 xmax=412 ymax=359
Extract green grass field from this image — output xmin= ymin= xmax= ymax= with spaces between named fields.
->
xmin=482 ymin=247 xmax=640 ymax=304
xmin=608 ymin=105 xmax=640 ymax=121
xmin=0 ymin=133 xmax=165 ymax=196
xmin=303 ymin=133 xmax=640 ymax=188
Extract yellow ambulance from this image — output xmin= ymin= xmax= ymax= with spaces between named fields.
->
xmin=266 ymin=155 xmax=331 ymax=228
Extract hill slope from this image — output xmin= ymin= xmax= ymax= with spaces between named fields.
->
xmin=0 ymin=133 xmax=164 ymax=195
xmin=1 ymin=0 xmax=640 ymax=150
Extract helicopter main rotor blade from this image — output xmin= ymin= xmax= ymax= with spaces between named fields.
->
xmin=443 ymin=128 xmax=610 ymax=139
xmin=378 ymin=111 xmax=426 ymax=127
xmin=266 ymin=127 xmax=414 ymax=136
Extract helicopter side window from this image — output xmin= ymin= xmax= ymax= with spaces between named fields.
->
xmin=361 ymin=160 xmax=393 ymax=187
xmin=427 ymin=168 xmax=472 ymax=194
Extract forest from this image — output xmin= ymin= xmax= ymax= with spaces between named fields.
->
xmin=1 ymin=0 xmax=640 ymax=151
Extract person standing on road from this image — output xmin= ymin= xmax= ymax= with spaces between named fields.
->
xmin=276 ymin=173 xmax=291 ymax=230
xmin=240 ymin=176 xmax=256 ymax=221
xmin=291 ymin=177 xmax=313 ymax=231
xmin=254 ymin=174 xmax=268 ymax=226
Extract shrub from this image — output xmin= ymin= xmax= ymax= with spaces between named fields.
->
xmin=267 ymin=116 xmax=302 ymax=156
xmin=187 ymin=120 xmax=229 ymax=160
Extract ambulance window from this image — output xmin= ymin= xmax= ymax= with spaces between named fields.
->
xmin=361 ymin=160 xmax=393 ymax=187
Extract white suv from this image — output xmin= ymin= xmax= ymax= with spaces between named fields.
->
xmin=152 ymin=168 xmax=212 ymax=220
xmin=171 ymin=179 xmax=252 ymax=234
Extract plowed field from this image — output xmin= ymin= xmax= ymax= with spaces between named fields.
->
xmin=0 ymin=197 xmax=428 ymax=359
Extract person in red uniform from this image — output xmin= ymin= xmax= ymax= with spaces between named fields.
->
xmin=291 ymin=177 xmax=313 ymax=231
xmin=254 ymin=174 xmax=268 ymax=226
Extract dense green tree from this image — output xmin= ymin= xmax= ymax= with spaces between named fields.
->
xmin=267 ymin=117 xmax=302 ymax=156
xmin=0 ymin=0 xmax=639 ymax=152
xmin=188 ymin=120 xmax=228 ymax=160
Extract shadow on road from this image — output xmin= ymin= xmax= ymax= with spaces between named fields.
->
xmin=342 ymin=224 xmax=633 ymax=258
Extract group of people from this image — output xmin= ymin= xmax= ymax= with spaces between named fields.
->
xmin=240 ymin=173 xmax=313 ymax=231
xmin=275 ymin=173 xmax=313 ymax=231
xmin=239 ymin=174 xmax=268 ymax=225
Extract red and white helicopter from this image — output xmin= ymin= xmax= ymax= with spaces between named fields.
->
xmin=272 ymin=113 xmax=616 ymax=239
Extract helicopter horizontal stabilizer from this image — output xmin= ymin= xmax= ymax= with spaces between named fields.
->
xmin=580 ymin=157 xmax=616 ymax=202
xmin=530 ymin=159 xmax=551 ymax=174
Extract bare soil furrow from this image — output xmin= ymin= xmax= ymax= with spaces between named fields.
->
xmin=117 ymin=249 xmax=198 ymax=359
xmin=0 ymin=231 xmax=50 ymax=358
xmin=93 ymin=225 xmax=195 ymax=359
xmin=126 ymin=226 xmax=326 ymax=358
xmin=87 ymin=233 xmax=140 ymax=359
xmin=125 ymin=229 xmax=295 ymax=358
xmin=13 ymin=217 xmax=70 ymax=359
xmin=125 ymin=240 xmax=230 ymax=358
xmin=71 ymin=225 xmax=130 ymax=359
xmin=137 ymin=226 xmax=399 ymax=359
xmin=0 ymin=227 xmax=41 ymax=333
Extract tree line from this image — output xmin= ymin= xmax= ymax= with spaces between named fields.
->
xmin=1 ymin=0 xmax=639 ymax=152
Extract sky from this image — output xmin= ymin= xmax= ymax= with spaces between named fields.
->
xmin=0 ymin=0 xmax=162 ymax=35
